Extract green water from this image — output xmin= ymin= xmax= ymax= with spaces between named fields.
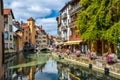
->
xmin=10 ymin=51 xmax=120 ymax=80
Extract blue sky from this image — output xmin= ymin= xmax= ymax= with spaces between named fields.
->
xmin=4 ymin=0 xmax=70 ymax=36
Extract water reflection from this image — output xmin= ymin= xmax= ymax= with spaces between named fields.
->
xmin=57 ymin=62 xmax=119 ymax=80
xmin=35 ymin=60 xmax=58 ymax=80
xmin=13 ymin=52 xmax=120 ymax=80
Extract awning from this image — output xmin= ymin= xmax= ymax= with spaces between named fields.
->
xmin=56 ymin=42 xmax=63 ymax=45
xmin=64 ymin=40 xmax=82 ymax=45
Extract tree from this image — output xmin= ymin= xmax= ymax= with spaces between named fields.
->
xmin=76 ymin=0 xmax=120 ymax=43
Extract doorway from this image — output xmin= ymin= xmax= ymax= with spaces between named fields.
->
xmin=97 ymin=40 xmax=102 ymax=56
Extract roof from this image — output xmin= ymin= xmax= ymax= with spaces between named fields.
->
xmin=27 ymin=17 xmax=35 ymax=22
xmin=22 ymin=23 xmax=28 ymax=29
xmin=15 ymin=29 xmax=23 ymax=33
xmin=4 ymin=8 xmax=15 ymax=19
xmin=60 ymin=1 xmax=71 ymax=12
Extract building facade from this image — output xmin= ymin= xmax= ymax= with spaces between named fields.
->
xmin=0 ymin=0 xmax=4 ymax=79
xmin=22 ymin=23 xmax=30 ymax=44
xmin=3 ymin=8 xmax=17 ymax=79
xmin=27 ymin=17 xmax=36 ymax=46
xmin=59 ymin=2 xmax=71 ymax=41
xmin=4 ymin=9 xmax=15 ymax=53
xmin=69 ymin=0 xmax=80 ymax=41
xmin=15 ymin=29 xmax=23 ymax=52
xmin=68 ymin=0 xmax=88 ymax=53
xmin=57 ymin=0 xmax=88 ymax=53
xmin=35 ymin=26 xmax=47 ymax=50
xmin=22 ymin=17 xmax=36 ymax=51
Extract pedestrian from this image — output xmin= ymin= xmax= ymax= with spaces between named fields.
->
xmin=88 ymin=48 xmax=96 ymax=60
xmin=105 ymin=48 xmax=117 ymax=64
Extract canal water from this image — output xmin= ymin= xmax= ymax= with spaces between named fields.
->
xmin=11 ymin=51 xmax=120 ymax=80
xmin=35 ymin=60 xmax=58 ymax=80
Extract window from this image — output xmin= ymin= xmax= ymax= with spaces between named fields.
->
xmin=10 ymin=35 xmax=12 ymax=40
xmin=26 ymin=37 xmax=27 ymax=40
xmin=4 ymin=32 xmax=9 ymax=40
xmin=9 ymin=43 xmax=13 ymax=49
xmin=9 ymin=25 xmax=13 ymax=32
xmin=4 ymin=43 xmax=8 ymax=48
xmin=5 ymin=23 xmax=8 ymax=28
xmin=43 ymin=40 xmax=46 ymax=43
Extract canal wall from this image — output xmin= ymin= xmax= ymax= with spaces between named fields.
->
xmin=52 ymin=53 xmax=120 ymax=79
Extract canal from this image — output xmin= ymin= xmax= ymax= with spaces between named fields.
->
xmin=10 ymin=51 xmax=120 ymax=80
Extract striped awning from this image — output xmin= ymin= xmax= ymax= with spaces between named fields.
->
xmin=64 ymin=40 xmax=82 ymax=45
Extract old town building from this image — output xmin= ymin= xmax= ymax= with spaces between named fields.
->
xmin=4 ymin=9 xmax=15 ymax=53
xmin=3 ymin=8 xmax=17 ymax=79
xmin=35 ymin=26 xmax=47 ymax=50
xmin=68 ymin=0 xmax=88 ymax=53
xmin=21 ymin=17 xmax=36 ymax=51
xmin=59 ymin=2 xmax=71 ymax=41
xmin=57 ymin=0 xmax=117 ymax=55
xmin=57 ymin=0 xmax=88 ymax=53
xmin=22 ymin=23 xmax=30 ymax=44
xmin=15 ymin=29 xmax=23 ymax=52
xmin=57 ymin=0 xmax=82 ymax=51
xmin=0 ymin=0 xmax=4 ymax=79
xmin=27 ymin=17 xmax=36 ymax=46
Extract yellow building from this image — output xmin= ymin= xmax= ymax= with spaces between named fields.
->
xmin=22 ymin=23 xmax=30 ymax=44
xmin=27 ymin=17 xmax=36 ymax=46
xmin=88 ymin=40 xmax=117 ymax=55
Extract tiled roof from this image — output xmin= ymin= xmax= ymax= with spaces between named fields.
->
xmin=27 ymin=17 xmax=35 ymax=21
xmin=22 ymin=23 xmax=28 ymax=29
xmin=4 ymin=8 xmax=15 ymax=19
xmin=4 ymin=9 xmax=10 ymax=15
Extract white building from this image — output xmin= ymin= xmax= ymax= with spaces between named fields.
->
xmin=4 ymin=9 xmax=15 ymax=53
xmin=4 ymin=8 xmax=17 ymax=79
xmin=59 ymin=2 xmax=71 ymax=41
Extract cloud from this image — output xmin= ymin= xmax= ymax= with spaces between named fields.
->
xmin=36 ymin=17 xmax=57 ymax=36
xmin=4 ymin=0 xmax=70 ymax=36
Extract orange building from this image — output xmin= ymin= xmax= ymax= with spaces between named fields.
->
xmin=15 ymin=30 xmax=23 ymax=52
xmin=69 ymin=0 xmax=80 ymax=41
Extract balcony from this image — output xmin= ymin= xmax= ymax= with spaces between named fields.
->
xmin=69 ymin=21 xmax=76 ymax=28
xmin=61 ymin=26 xmax=67 ymax=31
xmin=62 ymin=13 xmax=67 ymax=19
xmin=69 ymin=4 xmax=81 ymax=15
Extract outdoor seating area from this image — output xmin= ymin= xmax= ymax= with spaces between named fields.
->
xmin=54 ymin=48 xmax=120 ymax=74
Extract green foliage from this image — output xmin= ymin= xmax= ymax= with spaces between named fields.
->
xmin=103 ymin=22 xmax=120 ymax=43
xmin=77 ymin=0 xmax=120 ymax=43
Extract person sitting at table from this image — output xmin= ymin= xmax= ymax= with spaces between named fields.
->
xmin=105 ymin=48 xmax=117 ymax=64
xmin=88 ymin=48 xmax=97 ymax=60
xmin=73 ymin=48 xmax=81 ymax=57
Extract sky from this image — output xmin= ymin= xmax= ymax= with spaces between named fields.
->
xmin=4 ymin=0 xmax=70 ymax=36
